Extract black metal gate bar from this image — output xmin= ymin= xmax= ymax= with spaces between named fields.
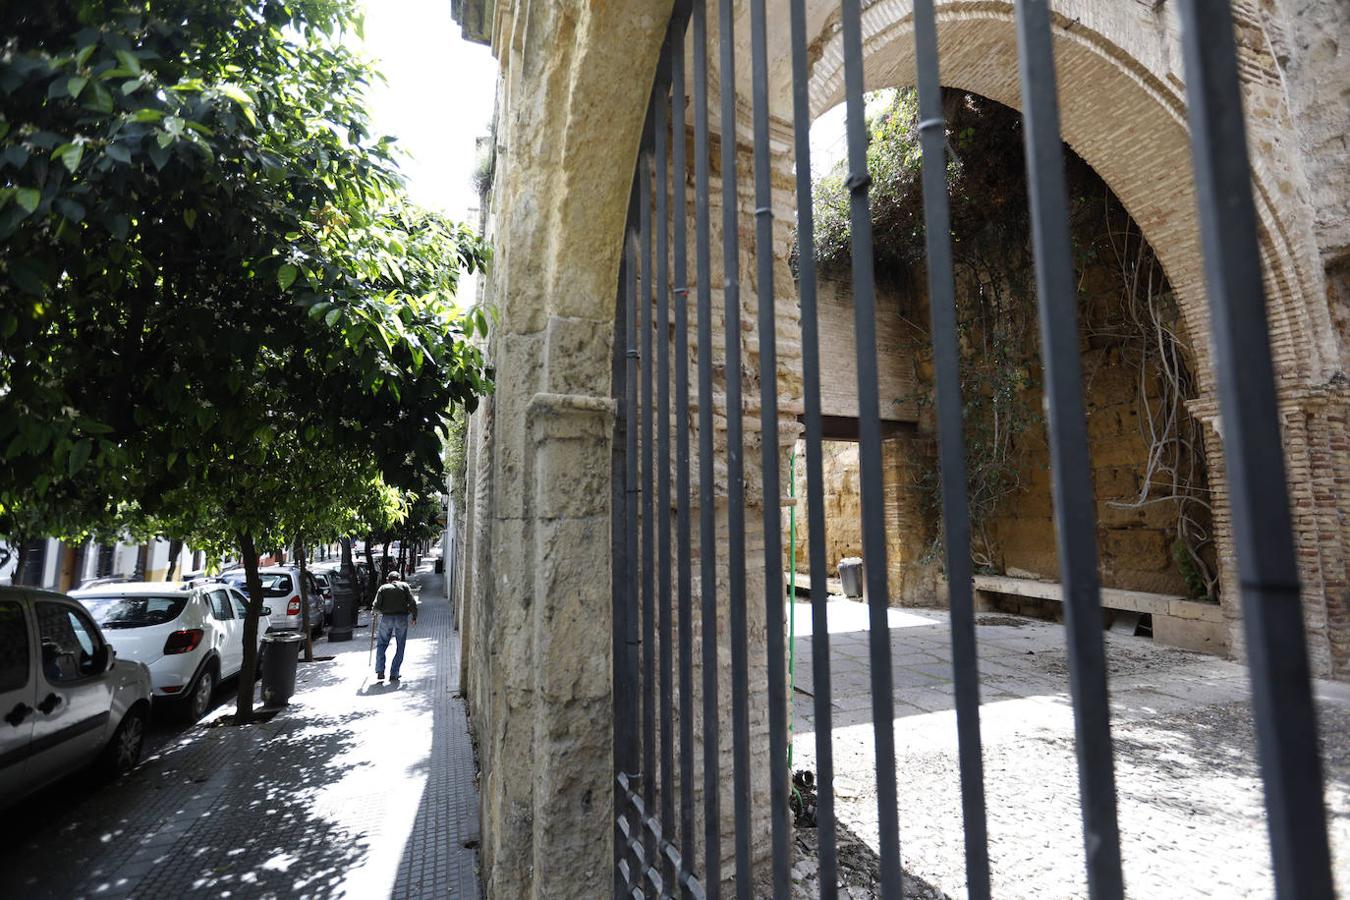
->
xmin=654 ymin=70 xmax=678 ymax=891
xmin=670 ymin=14 xmax=698 ymax=880
xmin=787 ymin=0 xmax=839 ymax=893
xmin=614 ymin=1 xmax=1334 ymax=896
xmin=909 ymin=3 xmax=991 ymax=897
xmin=640 ymin=115 xmax=659 ymax=856
xmin=747 ymin=0 xmax=792 ymax=894
xmin=621 ymin=189 xmax=643 ymax=893
xmin=838 ymin=0 xmax=904 ymax=895
xmin=1175 ymin=2 xmax=1334 ymax=896
xmin=715 ymin=1 xmax=754 ymax=894
xmin=1012 ymin=2 xmax=1124 ymax=895
xmin=612 ymin=196 xmax=638 ymax=897
xmin=691 ymin=2 xmax=722 ymax=892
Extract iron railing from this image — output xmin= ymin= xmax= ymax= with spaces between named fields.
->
xmin=609 ymin=1 xmax=1334 ymax=897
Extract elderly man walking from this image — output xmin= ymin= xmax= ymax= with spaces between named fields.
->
xmin=373 ymin=571 xmax=418 ymax=682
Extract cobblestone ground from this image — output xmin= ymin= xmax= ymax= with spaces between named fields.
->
xmin=0 ymin=559 xmax=481 ymax=899
xmin=788 ymin=599 xmax=1350 ymax=899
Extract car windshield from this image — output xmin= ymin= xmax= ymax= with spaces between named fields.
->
xmin=81 ymin=594 xmax=188 ymax=629
xmin=222 ymin=573 xmax=293 ymax=598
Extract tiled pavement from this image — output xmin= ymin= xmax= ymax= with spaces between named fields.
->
xmin=788 ymin=598 xmax=1350 ymax=898
xmin=0 ymin=560 xmax=481 ymax=899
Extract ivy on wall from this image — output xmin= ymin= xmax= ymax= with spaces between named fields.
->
xmin=807 ymin=90 xmax=1217 ymax=599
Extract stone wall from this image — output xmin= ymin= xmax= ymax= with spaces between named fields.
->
xmin=453 ymin=0 xmax=1347 ymax=894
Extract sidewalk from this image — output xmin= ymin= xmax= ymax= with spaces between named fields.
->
xmin=0 ymin=560 xmax=481 ymax=899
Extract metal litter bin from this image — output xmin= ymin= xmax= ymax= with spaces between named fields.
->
xmin=260 ymin=631 xmax=305 ymax=707
xmin=838 ymin=557 xmax=864 ymax=598
xmin=327 ymin=571 xmax=357 ymax=643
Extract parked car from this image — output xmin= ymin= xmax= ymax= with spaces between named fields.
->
xmin=0 ymin=586 xmax=153 ymax=806
xmin=219 ymin=566 xmax=324 ymax=636
xmin=73 ymin=581 xmax=266 ymax=723
xmin=310 ymin=571 xmax=335 ymax=624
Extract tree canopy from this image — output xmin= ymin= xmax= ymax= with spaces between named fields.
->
xmin=0 ymin=0 xmax=492 ymax=547
xmin=1 ymin=0 xmax=494 ymax=718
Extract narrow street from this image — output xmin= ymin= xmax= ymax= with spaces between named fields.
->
xmin=0 ymin=561 xmax=480 ymax=899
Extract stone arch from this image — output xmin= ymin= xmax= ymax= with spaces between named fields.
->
xmin=757 ymin=0 xmax=1342 ymax=670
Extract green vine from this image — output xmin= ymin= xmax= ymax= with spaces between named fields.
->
xmin=808 ymin=89 xmax=1216 ymax=599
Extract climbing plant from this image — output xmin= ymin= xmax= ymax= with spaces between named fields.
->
xmin=810 ymin=90 xmax=1216 ymax=598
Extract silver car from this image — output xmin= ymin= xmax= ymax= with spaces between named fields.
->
xmin=220 ymin=566 xmax=324 ymax=636
xmin=0 ymin=586 xmax=153 ymax=806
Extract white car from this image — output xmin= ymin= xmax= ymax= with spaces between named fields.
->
xmin=0 ymin=586 xmax=152 ymax=806
xmin=73 ymin=581 xmax=265 ymax=722
xmin=220 ymin=566 xmax=324 ymax=636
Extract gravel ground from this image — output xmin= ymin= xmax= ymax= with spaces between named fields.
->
xmin=788 ymin=599 xmax=1350 ymax=898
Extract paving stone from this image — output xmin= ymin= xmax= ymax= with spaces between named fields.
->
xmin=789 ymin=598 xmax=1350 ymax=898
xmin=0 ymin=559 xmax=480 ymax=900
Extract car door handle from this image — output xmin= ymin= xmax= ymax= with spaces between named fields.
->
xmin=4 ymin=703 xmax=33 ymax=727
xmin=37 ymin=693 xmax=61 ymax=715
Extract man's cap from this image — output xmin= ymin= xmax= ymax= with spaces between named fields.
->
xmin=386 ymin=571 xmax=402 ymax=581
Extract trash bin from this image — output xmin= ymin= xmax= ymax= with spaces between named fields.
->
xmin=838 ymin=557 xmax=864 ymax=598
xmin=260 ymin=631 xmax=305 ymax=707
xmin=434 ymin=557 xmax=444 ymax=574
xmin=326 ymin=571 xmax=356 ymax=643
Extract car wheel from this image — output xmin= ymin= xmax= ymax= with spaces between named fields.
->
xmin=98 ymin=705 xmax=146 ymax=779
xmin=183 ymin=666 xmax=216 ymax=723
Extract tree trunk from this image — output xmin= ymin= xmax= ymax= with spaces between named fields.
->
xmin=296 ymin=537 xmax=314 ymax=662
xmin=164 ymin=538 xmax=184 ymax=581
xmin=234 ymin=532 xmax=266 ymax=722
xmin=69 ymin=542 xmax=87 ymax=590
xmin=363 ymin=535 xmax=378 ymax=604
xmin=381 ymin=539 xmax=391 ymax=582
xmin=12 ymin=543 xmax=27 ymax=585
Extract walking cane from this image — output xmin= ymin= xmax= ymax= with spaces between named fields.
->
xmin=366 ymin=609 xmax=379 ymax=671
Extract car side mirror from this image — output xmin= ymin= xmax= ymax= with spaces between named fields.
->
xmin=262 ymin=607 xmax=273 ymax=616
xmin=104 ymin=645 xmax=117 ymax=672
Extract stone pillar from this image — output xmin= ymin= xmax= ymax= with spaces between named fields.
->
xmin=452 ymin=2 xmax=676 ymax=897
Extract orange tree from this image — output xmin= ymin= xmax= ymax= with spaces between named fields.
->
xmin=0 ymin=0 xmax=491 ymax=717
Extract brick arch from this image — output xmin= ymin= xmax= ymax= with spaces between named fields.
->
xmin=797 ymin=0 xmax=1321 ymax=396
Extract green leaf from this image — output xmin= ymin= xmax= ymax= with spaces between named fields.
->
xmin=115 ymin=50 xmax=141 ymax=75
xmin=15 ymin=188 xmax=40 ymax=214
xmin=218 ymin=83 xmax=252 ymax=107
xmin=67 ymin=76 xmax=88 ymax=98
xmin=52 ymin=142 xmax=84 ymax=173
xmin=68 ymin=439 xmax=92 ymax=476
xmin=277 ymin=264 xmax=298 ymax=290
xmin=74 ymin=44 xmax=96 ymax=69
xmin=183 ymin=209 xmax=197 ymax=229
xmin=147 ymin=142 xmax=169 ymax=169
xmin=105 ymin=142 xmax=131 ymax=164
xmin=131 ymin=108 xmax=164 ymax=123
xmin=85 ymin=82 xmax=113 ymax=113
xmin=324 ymin=307 xmax=342 ymax=327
